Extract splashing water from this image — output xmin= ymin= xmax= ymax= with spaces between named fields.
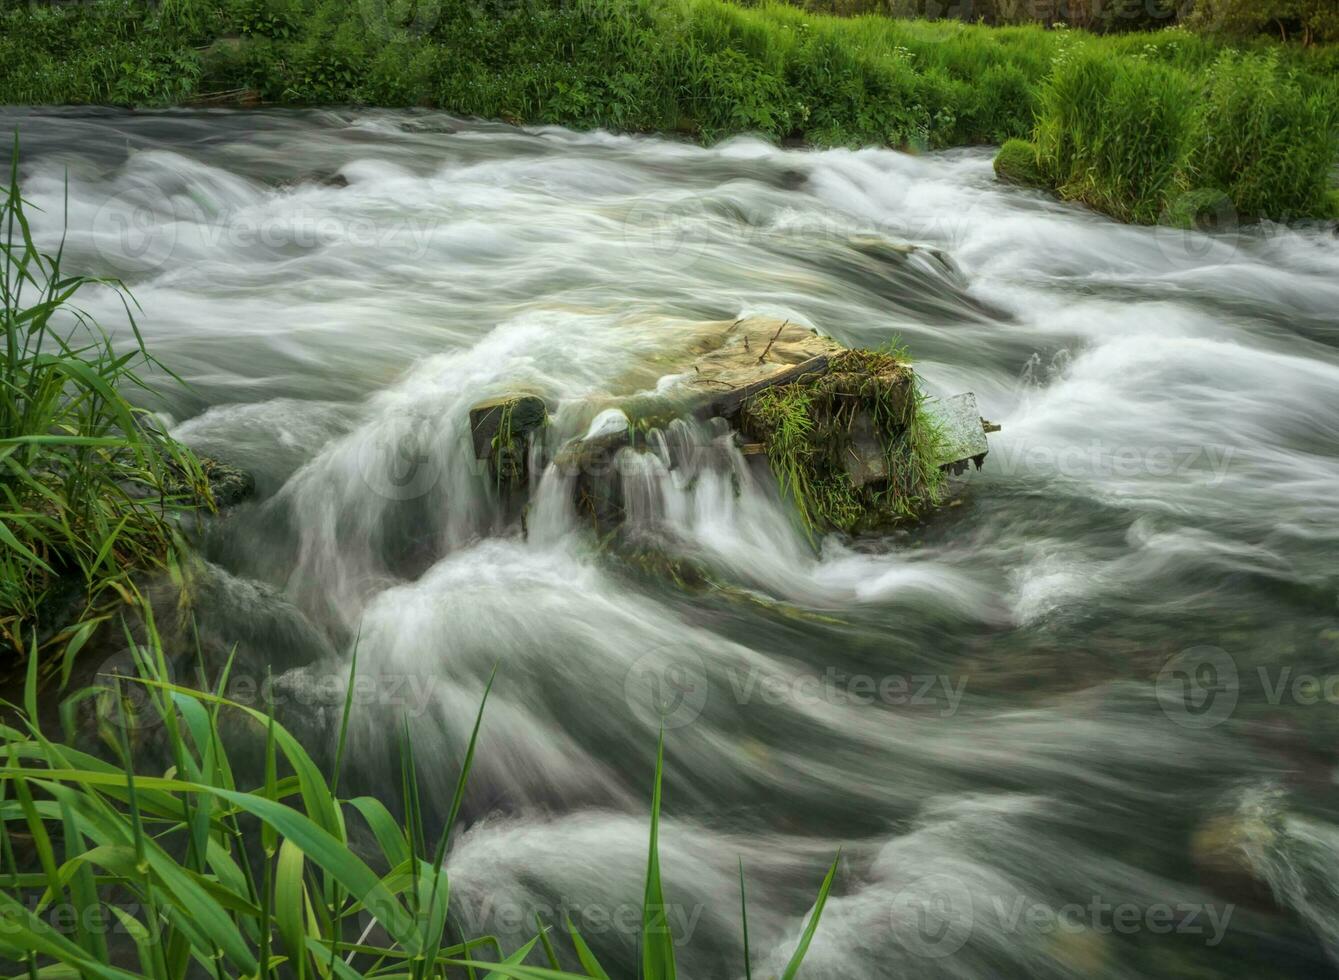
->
xmin=9 ymin=106 xmax=1339 ymax=978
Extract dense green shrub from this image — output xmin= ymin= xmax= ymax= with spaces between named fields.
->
xmin=759 ymin=0 xmax=1338 ymax=40
xmin=1036 ymin=50 xmax=1199 ymax=223
xmin=1028 ymin=44 xmax=1338 ymax=223
xmin=1188 ymin=51 xmax=1339 ymax=220
xmin=0 ymin=156 xmax=210 ymax=660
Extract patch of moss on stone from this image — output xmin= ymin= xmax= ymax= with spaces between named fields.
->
xmin=994 ymin=139 xmax=1050 ymax=190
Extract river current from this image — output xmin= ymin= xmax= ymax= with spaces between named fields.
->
xmin=7 ymin=107 xmax=1339 ymax=978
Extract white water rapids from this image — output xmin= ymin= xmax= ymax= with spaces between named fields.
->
xmin=8 ymin=107 xmax=1339 ymax=978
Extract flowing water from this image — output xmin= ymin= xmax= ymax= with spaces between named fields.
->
xmin=8 ymin=107 xmax=1339 ymax=978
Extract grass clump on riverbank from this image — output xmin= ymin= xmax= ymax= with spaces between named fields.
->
xmin=0 ymin=154 xmax=210 ymax=664
xmin=0 ymin=0 xmax=1335 ymax=222
xmin=1029 ymin=47 xmax=1338 ymax=223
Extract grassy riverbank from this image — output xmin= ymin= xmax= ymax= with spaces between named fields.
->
xmin=0 ymin=148 xmax=211 ymax=667
xmin=1 ymin=0 xmax=1336 ymax=224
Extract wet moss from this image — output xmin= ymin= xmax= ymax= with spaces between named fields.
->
xmin=993 ymin=139 xmax=1050 ymax=189
xmin=739 ymin=349 xmax=944 ymax=536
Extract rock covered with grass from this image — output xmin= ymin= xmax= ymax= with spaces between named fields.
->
xmin=739 ymin=348 xmax=945 ymax=535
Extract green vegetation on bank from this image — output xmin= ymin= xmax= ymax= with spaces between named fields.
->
xmin=0 ymin=614 xmax=839 ymax=977
xmin=0 ymin=152 xmax=210 ymax=663
xmin=0 ymin=0 xmax=1336 ymax=223
xmin=759 ymin=0 xmax=1339 ymax=44
xmin=1026 ymin=46 xmax=1338 ymax=223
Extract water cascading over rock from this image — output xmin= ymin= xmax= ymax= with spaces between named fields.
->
xmin=468 ymin=316 xmax=996 ymax=537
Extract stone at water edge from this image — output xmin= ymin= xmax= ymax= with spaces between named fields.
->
xmin=468 ymin=394 xmax=549 ymax=461
xmin=202 ymin=457 xmax=256 ymax=508
xmin=927 ymin=392 xmax=992 ymax=475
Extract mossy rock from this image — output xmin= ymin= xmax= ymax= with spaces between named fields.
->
xmin=739 ymin=349 xmax=944 ymax=536
xmin=201 ymin=458 xmax=255 ymax=509
xmin=993 ymin=139 xmax=1050 ymax=190
xmin=1327 ymin=189 xmax=1339 ymax=221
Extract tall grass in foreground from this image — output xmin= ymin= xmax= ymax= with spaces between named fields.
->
xmin=0 ymin=615 xmax=839 ymax=977
xmin=0 ymin=148 xmax=209 ymax=665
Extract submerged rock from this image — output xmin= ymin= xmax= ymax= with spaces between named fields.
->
xmin=468 ymin=394 xmax=549 ymax=487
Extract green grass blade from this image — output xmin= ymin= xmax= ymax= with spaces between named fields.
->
xmin=779 ymin=852 xmax=841 ymax=980
xmin=564 ymin=918 xmax=610 ymax=980
xmin=739 ymin=858 xmax=752 ymax=980
xmin=640 ymin=729 xmax=675 ymax=980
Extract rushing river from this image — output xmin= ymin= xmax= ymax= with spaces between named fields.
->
xmin=7 ymin=107 xmax=1339 ymax=978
